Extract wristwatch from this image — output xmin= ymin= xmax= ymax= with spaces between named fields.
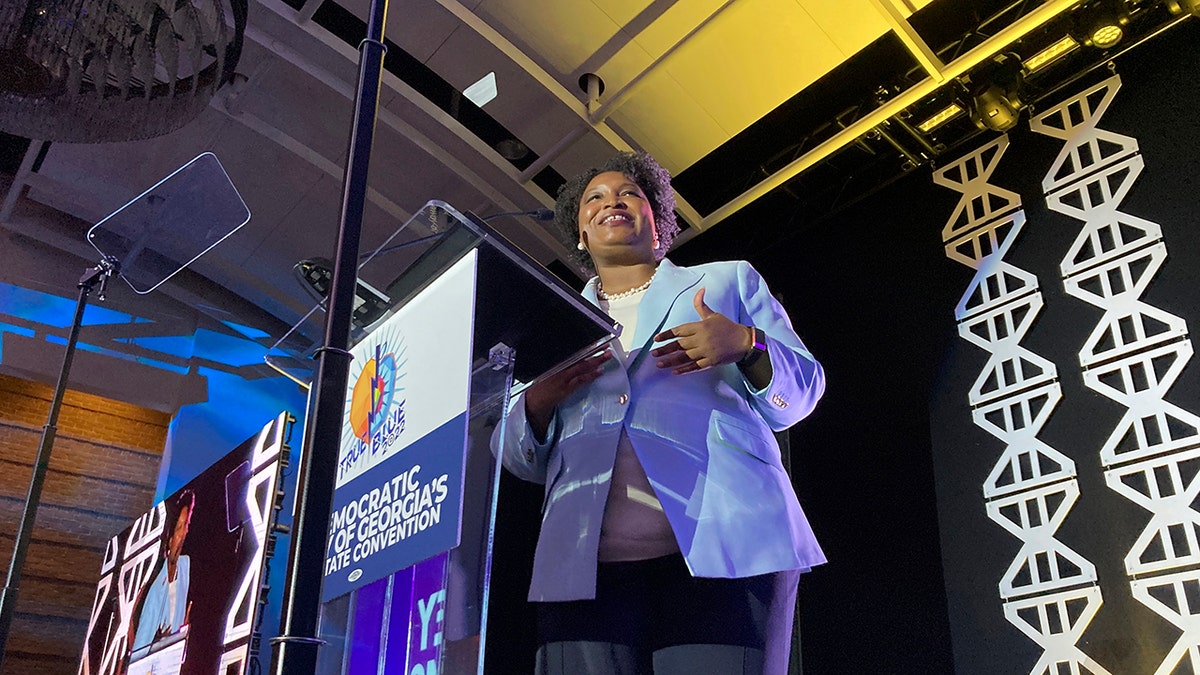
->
xmin=738 ymin=327 xmax=767 ymax=368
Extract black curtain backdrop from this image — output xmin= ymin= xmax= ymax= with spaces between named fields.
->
xmin=927 ymin=23 xmax=1200 ymax=674
xmin=672 ymin=124 xmax=963 ymax=672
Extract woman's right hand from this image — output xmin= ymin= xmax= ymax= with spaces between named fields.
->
xmin=524 ymin=350 xmax=613 ymax=440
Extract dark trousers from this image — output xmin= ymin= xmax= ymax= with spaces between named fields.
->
xmin=534 ymin=554 xmax=799 ymax=675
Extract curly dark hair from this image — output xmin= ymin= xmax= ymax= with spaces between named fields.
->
xmin=171 ymin=489 xmax=195 ymax=530
xmin=553 ymin=151 xmax=680 ymax=270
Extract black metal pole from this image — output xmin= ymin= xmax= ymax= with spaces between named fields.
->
xmin=271 ymin=0 xmax=389 ymax=672
xmin=0 ymin=261 xmax=112 ymax=665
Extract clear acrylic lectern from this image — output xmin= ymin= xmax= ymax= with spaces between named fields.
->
xmin=266 ymin=201 xmax=617 ymax=674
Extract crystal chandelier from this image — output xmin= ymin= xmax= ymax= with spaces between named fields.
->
xmin=0 ymin=0 xmax=247 ymax=143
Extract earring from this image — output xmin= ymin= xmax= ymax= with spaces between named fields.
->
xmin=577 ymin=242 xmax=586 ymax=251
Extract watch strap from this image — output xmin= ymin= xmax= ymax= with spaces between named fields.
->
xmin=738 ymin=327 xmax=767 ymax=368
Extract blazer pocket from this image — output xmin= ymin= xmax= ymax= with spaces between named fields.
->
xmin=710 ymin=410 xmax=780 ymax=466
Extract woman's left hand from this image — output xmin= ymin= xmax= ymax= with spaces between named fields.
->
xmin=652 ymin=288 xmax=752 ymax=374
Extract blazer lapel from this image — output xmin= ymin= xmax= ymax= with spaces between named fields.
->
xmin=626 ymin=259 xmax=703 ymax=374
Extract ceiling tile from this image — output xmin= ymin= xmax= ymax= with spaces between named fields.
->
xmin=663 ymin=0 xmax=845 ymax=139
xmin=589 ymin=0 xmax=657 ymax=27
xmin=608 ymin=72 xmax=727 ymax=173
xmin=477 ymin=0 xmax=623 ymax=75
xmin=236 ymin=54 xmax=356 ymax=168
xmin=797 ymin=0 xmax=893 ymax=56
xmin=338 ymin=0 xmax=463 ymax=63
xmin=628 ymin=0 xmax=732 ymax=56
xmin=424 ymin=22 xmax=589 ymax=158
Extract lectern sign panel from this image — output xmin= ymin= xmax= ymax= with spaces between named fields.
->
xmin=322 ymin=251 xmax=476 ymax=602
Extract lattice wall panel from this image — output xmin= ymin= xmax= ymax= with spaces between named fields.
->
xmin=1031 ymin=73 xmax=1200 ymax=675
xmin=935 ymin=136 xmax=1109 ymax=674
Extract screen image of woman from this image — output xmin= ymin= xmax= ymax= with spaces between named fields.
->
xmin=129 ymin=489 xmax=194 ymax=661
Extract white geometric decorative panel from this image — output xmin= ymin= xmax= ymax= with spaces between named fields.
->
xmin=956 ymin=260 xmax=1039 ymax=321
xmin=935 ymin=135 xmax=1107 ymax=672
xmin=1107 ymin=447 xmax=1200 ymax=575
xmin=1064 ymin=244 xmax=1188 ymax=367
xmin=1030 ymin=79 xmax=1138 ymax=196
xmin=1087 ymin=340 xmax=1200 ymax=466
xmin=1130 ymin=569 xmax=1200 ymax=675
xmin=1032 ymin=73 xmax=1200 ymax=675
xmin=984 ymin=435 xmax=1075 ymax=499
xmin=986 ymin=481 xmax=1097 ymax=598
xmin=934 ymin=140 xmax=1022 ymax=244
xmin=1002 ymin=587 xmax=1112 ymax=675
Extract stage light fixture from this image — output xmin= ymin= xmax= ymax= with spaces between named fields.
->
xmin=1091 ymin=24 xmax=1124 ymax=47
xmin=495 ymin=138 xmax=530 ymax=161
xmin=1072 ymin=0 xmax=1131 ymax=49
xmin=972 ymin=86 xmax=1022 ymax=132
xmin=1023 ymin=36 xmax=1080 ymax=73
xmin=916 ymin=103 xmax=965 ymax=133
xmin=1167 ymin=0 xmax=1200 ymax=16
xmin=965 ymin=53 xmax=1026 ymax=133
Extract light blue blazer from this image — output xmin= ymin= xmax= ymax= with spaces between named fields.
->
xmin=495 ymin=259 xmax=826 ymax=602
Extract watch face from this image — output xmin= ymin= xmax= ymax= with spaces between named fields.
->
xmin=753 ymin=328 xmax=767 ymax=350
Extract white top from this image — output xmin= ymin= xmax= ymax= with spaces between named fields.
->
xmin=597 ymin=289 xmax=679 ymax=562
xmin=166 ymin=576 xmax=179 ymax=630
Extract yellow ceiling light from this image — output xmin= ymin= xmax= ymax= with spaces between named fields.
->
xmin=1023 ymin=35 xmax=1079 ymax=73
xmin=1167 ymin=0 xmax=1200 ymax=16
xmin=916 ymin=103 xmax=965 ymax=133
xmin=1090 ymin=23 xmax=1124 ymax=48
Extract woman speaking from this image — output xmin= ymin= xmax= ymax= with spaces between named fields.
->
xmin=493 ymin=151 xmax=825 ymax=674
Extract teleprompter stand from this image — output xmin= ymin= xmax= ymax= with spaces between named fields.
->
xmin=0 ymin=153 xmax=249 ymax=666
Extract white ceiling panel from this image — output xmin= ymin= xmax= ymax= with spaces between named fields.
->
xmin=477 ymin=0 xmax=626 ymax=75
xmin=340 ymin=0 xmax=463 ymax=62
xmin=607 ymin=70 xmax=727 ymax=174
xmin=797 ymin=0 xmax=894 ymax=55
xmin=662 ymin=0 xmax=845 ymax=136
xmin=423 ymin=23 xmax=588 ymax=158
xmin=236 ymin=56 xmax=357 ymax=167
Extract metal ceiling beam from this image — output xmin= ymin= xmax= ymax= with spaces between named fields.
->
xmin=252 ymin=3 xmax=525 ymax=204
xmin=431 ymin=0 xmax=703 ymax=230
xmin=869 ymin=0 xmax=946 ymax=81
xmin=258 ymin=0 xmax=704 ymax=255
xmin=433 ymin=0 xmax=634 ymax=152
xmin=296 ymin=0 xmax=323 ymax=24
xmin=219 ymin=104 xmax=413 ymax=225
xmin=245 ymin=5 xmax=573 ymax=261
xmin=586 ymin=0 xmax=739 ymax=125
xmin=694 ymin=0 xmax=1080 ymax=234
xmin=0 ymin=141 xmax=45 ymax=224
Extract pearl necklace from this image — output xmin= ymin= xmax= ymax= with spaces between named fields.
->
xmin=597 ymin=266 xmax=658 ymax=301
